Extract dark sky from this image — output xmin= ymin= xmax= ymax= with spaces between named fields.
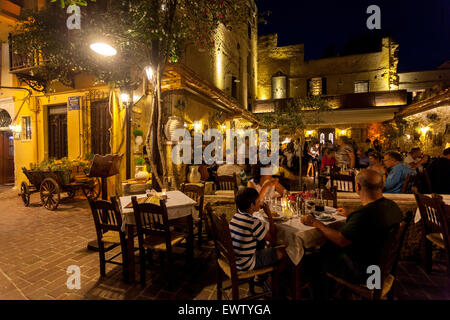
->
xmin=256 ymin=0 xmax=450 ymax=72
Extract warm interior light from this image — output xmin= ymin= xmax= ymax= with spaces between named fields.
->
xmin=90 ymin=43 xmax=117 ymax=56
xmin=282 ymin=138 xmax=291 ymax=144
xmin=120 ymin=93 xmax=130 ymax=103
xmin=145 ymin=66 xmax=153 ymax=80
xmin=193 ymin=121 xmax=202 ymax=132
xmin=419 ymin=127 xmax=430 ymax=135
xmin=406 ymin=134 xmax=411 ymax=139
xmin=306 ymin=130 xmax=314 ymax=136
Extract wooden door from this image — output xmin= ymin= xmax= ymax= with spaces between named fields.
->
xmin=48 ymin=106 xmax=68 ymax=159
xmin=0 ymin=131 xmax=14 ymax=184
xmin=90 ymin=100 xmax=111 ymax=155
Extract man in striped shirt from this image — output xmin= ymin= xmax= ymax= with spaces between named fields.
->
xmin=229 ymin=188 xmax=285 ymax=271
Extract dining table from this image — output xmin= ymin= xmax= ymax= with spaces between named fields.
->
xmin=119 ymin=190 xmax=197 ymax=282
xmin=254 ymin=205 xmax=346 ymax=299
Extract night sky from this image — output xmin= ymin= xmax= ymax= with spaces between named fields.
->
xmin=256 ymin=0 xmax=450 ymax=72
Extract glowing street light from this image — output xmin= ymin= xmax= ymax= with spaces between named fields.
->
xmin=90 ymin=42 xmax=117 ymax=56
xmin=120 ymin=93 xmax=130 ymax=104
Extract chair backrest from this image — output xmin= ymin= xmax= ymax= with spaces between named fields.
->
xmin=131 ymin=196 xmax=171 ymax=247
xmin=379 ymin=212 xmax=412 ymax=282
xmin=216 ymin=173 xmax=238 ymax=193
xmin=321 ymin=186 xmax=337 ymax=208
xmin=205 ymin=204 xmax=238 ymax=278
xmin=88 ymin=196 xmax=124 ymax=240
xmin=432 ymin=195 xmax=450 ymax=253
xmin=180 ymin=183 xmax=205 ymax=213
xmin=414 ymin=192 xmax=444 ymax=235
xmin=331 ymin=172 xmax=356 ymax=192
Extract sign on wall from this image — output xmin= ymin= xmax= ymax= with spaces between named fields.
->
xmin=68 ymin=96 xmax=81 ymax=111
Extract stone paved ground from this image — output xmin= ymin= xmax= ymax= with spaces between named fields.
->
xmin=0 ymin=186 xmax=448 ymax=300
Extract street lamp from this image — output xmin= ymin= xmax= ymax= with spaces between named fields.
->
xmin=89 ymin=42 xmax=117 ymax=56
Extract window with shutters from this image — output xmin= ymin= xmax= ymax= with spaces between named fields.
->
xmin=90 ymin=100 xmax=111 ymax=155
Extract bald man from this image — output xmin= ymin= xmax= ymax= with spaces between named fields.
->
xmin=301 ymin=169 xmax=402 ymax=298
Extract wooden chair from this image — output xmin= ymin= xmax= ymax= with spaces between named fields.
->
xmin=321 ymin=186 xmax=338 ymax=208
xmin=414 ymin=192 xmax=450 ymax=279
xmin=180 ymin=183 xmax=207 ymax=248
xmin=205 ymin=203 xmax=278 ymax=300
xmin=215 ymin=173 xmax=238 ymax=196
xmin=131 ymin=196 xmax=190 ymax=287
xmin=88 ymin=196 xmax=128 ymax=280
xmin=326 ymin=212 xmax=412 ymax=300
xmin=330 ymin=172 xmax=356 ymax=192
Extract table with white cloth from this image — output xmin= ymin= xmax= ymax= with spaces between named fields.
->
xmin=119 ymin=191 xmax=197 ymax=282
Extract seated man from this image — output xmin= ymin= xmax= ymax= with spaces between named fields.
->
xmin=427 ymin=147 xmax=450 ymax=194
xmin=217 ymin=162 xmax=248 ymax=187
xmin=383 ymin=151 xmax=415 ymax=193
xmin=404 ymin=147 xmax=428 ymax=171
xmin=229 ymin=188 xmax=286 ymax=272
xmin=301 ymin=169 xmax=403 ymax=299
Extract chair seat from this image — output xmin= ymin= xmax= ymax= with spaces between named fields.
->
xmin=142 ymin=232 xmax=186 ymax=251
xmin=426 ymin=233 xmax=445 ymax=249
xmin=326 ymin=272 xmax=395 ymax=299
xmin=102 ymin=231 xmax=122 ymax=243
xmin=217 ymin=258 xmax=274 ymax=280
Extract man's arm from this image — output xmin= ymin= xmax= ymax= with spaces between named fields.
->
xmin=301 ymin=215 xmax=351 ymax=247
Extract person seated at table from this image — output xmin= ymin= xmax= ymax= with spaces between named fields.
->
xmin=247 ymin=163 xmax=287 ymax=199
xmin=320 ymin=148 xmax=336 ymax=172
xmin=367 ymin=152 xmax=386 ymax=178
xmin=300 ymin=169 xmax=403 ymax=299
xmin=217 ymin=154 xmax=248 ymax=187
xmin=383 ymin=151 xmax=415 ymax=194
xmin=426 ymin=147 xmax=450 ymax=194
xmin=404 ymin=147 xmax=429 ymax=171
xmin=230 ymin=188 xmax=287 ymax=274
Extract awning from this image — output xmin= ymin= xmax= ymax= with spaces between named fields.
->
xmin=302 ymin=106 xmax=400 ymax=128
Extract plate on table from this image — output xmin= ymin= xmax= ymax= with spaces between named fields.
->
xmin=259 ymin=210 xmax=284 ymax=221
xmin=312 ymin=212 xmax=336 ymax=222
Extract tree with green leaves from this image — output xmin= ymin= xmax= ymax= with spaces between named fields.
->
xmin=13 ymin=0 xmax=253 ymax=190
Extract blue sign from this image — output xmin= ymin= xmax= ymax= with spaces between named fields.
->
xmin=68 ymin=96 xmax=81 ymax=111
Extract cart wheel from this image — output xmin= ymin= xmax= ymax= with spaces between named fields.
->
xmin=83 ymin=177 xmax=101 ymax=200
xmin=20 ymin=182 xmax=31 ymax=206
xmin=40 ymin=178 xmax=60 ymax=211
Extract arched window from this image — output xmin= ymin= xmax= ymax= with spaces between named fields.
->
xmin=329 ymin=133 xmax=334 ymax=144
xmin=320 ymin=133 xmax=325 ymax=144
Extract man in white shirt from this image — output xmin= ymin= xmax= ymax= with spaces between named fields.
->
xmin=404 ymin=147 xmax=428 ymax=171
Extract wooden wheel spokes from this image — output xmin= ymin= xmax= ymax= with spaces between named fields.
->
xmin=20 ymin=182 xmax=30 ymax=207
xmin=83 ymin=177 xmax=101 ymax=200
xmin=40 ymin=178 xmax=60 ymax=211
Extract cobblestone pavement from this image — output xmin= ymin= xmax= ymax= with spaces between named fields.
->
xmin=0 ymin=186 xmax=448 ymax=300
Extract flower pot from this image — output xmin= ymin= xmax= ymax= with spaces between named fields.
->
xmin=187 ymin=165 xmax=201 ymax=183
xmin=135 ymin=165 xmax=150 ymax=181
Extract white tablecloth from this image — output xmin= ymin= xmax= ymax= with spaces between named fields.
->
xmin=255 ymin=208 xmax=346 ymax=266
xmin=119 ymin=191 xmax=197 ymax=231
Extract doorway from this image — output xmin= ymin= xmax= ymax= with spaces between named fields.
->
xmin=48 ymin=105 xmax=68 ymax=159
xmin=0 ymin=131 xmax=14 ymax=184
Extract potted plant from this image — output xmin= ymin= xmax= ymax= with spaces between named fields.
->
xmin=135 ymin=157 xmax=149 ymax=181
xmin=133 ymin=129 xmax=144 ymax=152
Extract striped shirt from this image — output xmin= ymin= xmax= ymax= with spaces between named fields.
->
xmin=229 ymin=210 xmax=268 ymax=271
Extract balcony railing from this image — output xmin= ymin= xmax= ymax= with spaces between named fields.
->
xmin=8 ymin=33 xmax=45 ymax=73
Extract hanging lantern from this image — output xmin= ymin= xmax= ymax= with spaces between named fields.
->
xmin=164 ymin=116 xmax=185 ymax=142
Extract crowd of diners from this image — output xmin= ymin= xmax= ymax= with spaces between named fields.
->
xmin=196 ymin=136 xmax=450 ymax=195
xmin=196 ymin=137 xmax=450 ymax=299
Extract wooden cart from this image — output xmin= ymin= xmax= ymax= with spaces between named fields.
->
xmin=19 ymin=167 xmax=101 ymax=210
